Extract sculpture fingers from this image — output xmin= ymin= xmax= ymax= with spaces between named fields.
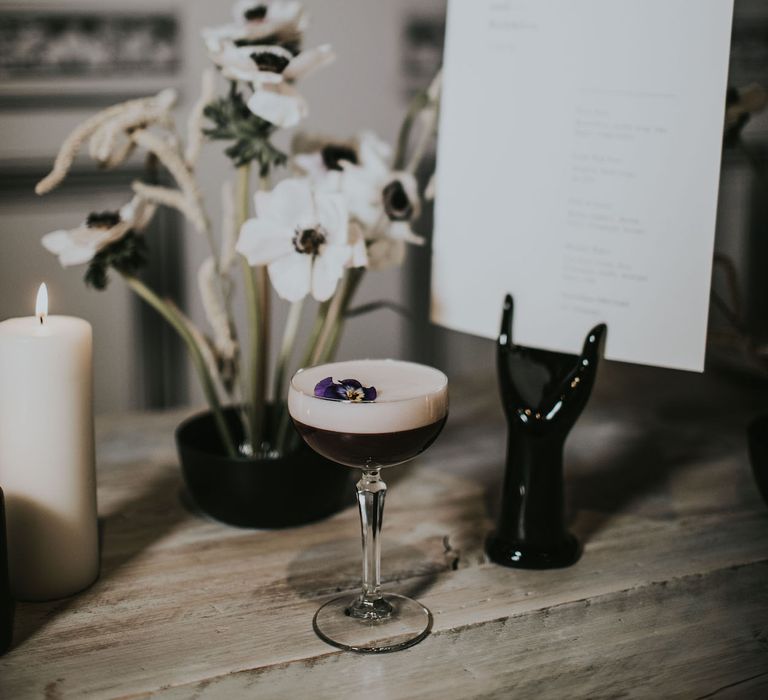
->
xmin=580 ymin=323 xmax=607 ymax=366
xmin=498 ymin=294 xmax=514 ymax=351
xmin=497 ymin=294 xmax=528 ymax=418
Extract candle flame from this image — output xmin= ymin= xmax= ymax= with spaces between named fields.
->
xmin=36 ymin=283 xmax=48 ymax=324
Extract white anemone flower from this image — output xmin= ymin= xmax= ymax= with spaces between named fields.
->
xmin=203 ymin=1 xmax=307 ymax=55
xmin=293 ymin=132 xmax=424 ymax=267
xmin=210 ymin=43 xmax=334 ymax=128
xmin=236 ymin=178 xmax=365 ymax=302
xmin=42 ymin=197 xmax=155 ymax=267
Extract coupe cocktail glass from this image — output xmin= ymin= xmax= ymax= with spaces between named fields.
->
xmin=289 ymin=359 xmax=448 ymax=653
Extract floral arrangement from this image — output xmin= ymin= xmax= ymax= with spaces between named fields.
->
xmin=35 ymin=1 xmax=441 ymax=459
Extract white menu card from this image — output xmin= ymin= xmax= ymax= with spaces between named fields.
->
xmin=431 ymin=0 xmax=734 ymax=371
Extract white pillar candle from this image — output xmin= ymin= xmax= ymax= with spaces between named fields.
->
xmin=0 ymin=284 xmax=98 ymax=601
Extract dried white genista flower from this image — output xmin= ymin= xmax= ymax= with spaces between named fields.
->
xmin=130 ymin=130 xmax=209 ymax=234
xmin=36 ymin=89 xmax=178 ymax=195
xmin=185 ymin=69 xmax=217 ymax=167
xmin=198 ymin=256 xmax=238 ymax=362
xmin=219 ymin=180 xmax=239 ymax=270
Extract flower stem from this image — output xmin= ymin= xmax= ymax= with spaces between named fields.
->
xmin=394 ymin=68 xmax=442 ymax=173
xmin=274 ymin=298 xmax=304 ymax=404
xmin=299 ymin=299 xmax=332 ymax=369
xmin=322 ymin=268 xmax=365 ymax=363
xmin=309 ymin=281 xmax=347 ymax=367
xmin=273 ymin=299 xmax=304 ymax=453
xmin=123 ymin=274 xmax=237 ymax=458
xmin=237 ymin=163 xmax=266 ymax=451
xmin=394 ymin=92 xmax=428 ymax=171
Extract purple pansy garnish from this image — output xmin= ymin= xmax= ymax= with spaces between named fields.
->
xmin=314 ymin=377 xmax=377 ymax=402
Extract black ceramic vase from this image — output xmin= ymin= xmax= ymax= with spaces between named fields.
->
xmin=0 ymin=487 xmax=13 ymax=655
xmin=176 ymin=406 xmax=353 ymax=528
xmin=486 ymin=295 xmax=606 ymax=569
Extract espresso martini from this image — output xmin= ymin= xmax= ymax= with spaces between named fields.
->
xmin=289 ymin=359 xmax=448 ymax=469
xmin=288 ymin=359 xmax=449 ymax=653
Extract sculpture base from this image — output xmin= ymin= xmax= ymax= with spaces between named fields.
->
xmin=485 ymin=532 xmax=581 ymax=569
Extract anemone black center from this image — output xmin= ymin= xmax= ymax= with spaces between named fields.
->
xmin=321 ymin=144 xmax=358 ymax=171
xmin=244 ymin=5 xmax=268 ymax=21
xmin=382 ymin=180 xmax=413 ymax=221
xmin=251 ymin=51 xmax=290 ymax=73
xmin=293 ymin=227 xmax=326 ymax=256
xmin=86 ymin=211 xmax=121 ymax=229
xmin=236 ymin=35 xmax=301 ymax=55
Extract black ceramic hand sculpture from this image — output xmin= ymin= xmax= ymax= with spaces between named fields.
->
xmin=486 ymin=295 xmax=606 ymax=569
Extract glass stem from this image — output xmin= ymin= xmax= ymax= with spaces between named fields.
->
xmin=350 ymin=469 xmax=392 ymax=619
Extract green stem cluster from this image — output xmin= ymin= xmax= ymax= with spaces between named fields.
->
xmin=237 ymin=165 xmax=271 ymax=453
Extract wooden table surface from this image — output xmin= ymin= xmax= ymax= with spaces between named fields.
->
xmin=1 ymin=361 xmax=768 ymax=699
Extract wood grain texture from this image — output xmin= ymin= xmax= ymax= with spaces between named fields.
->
xmin=0 ymin=363 xmax=767 ymax=699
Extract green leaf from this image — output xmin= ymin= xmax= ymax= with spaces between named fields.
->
xmin=203 ymin=86 xmax=287 ymax=174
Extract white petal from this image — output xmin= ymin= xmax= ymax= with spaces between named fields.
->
xmin=233 ymin=0 xmax=304 ymax=31
xmin=236 ymin=217 xmax=294 ymax=265
xmin=340 ymin=166 xmax=383 ymax=228
xmin=268 ymin=253 xmax=312 ymax=301
xmin=425 ymin=172 xmax=436 ymax=201
xmin=202 ymin=25 xmax=242 ymax=54
xmin=232 ymin=0 xmax=256 ymax=23
xmin=284 ymin=44 xmax=335 ymax=82
xmin=313 ymin=170 xmax=343 ymax=194
xmin=215 ymin=45 xmax=267 ymax=82
xmin=222 ymin=64 xmax=263 ymax=83
xmin=42 ymin=229 xmax=76 ymax=255
xmin=349 ymin=229 xmax=369 ymax=269
xmin=315 ymin=192 xmax=348 ymax=243
xmin=59 ymin=244 xmax=100 ymax=267
xmin=387 ymin=221 xmax=425 ymax=245
xmin=357 ymin=131 xmax=392 ymax=173
xmin=293 ymin=152 xmax=328 ymax=181
xmin=311 ymin=245 xmax=349 ymax=301
xmin=255 ymin=178 xmax=314 ymax=227
xmin=42 ymin=229 xmax=103 ymax=267
xmin=247 ymin=83 xmax=307 ymax=127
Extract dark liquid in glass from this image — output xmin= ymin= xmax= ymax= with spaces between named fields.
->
xmin=292 ymin=415 xmax=447 ymax=468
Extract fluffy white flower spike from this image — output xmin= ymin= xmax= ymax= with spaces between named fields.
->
xmin=42 ymin=197 xmax=155 ymax=267
xmin=236 ymin=178 xmax=364 ymax=302
xmin=35 ymin=89 xmax=177 ymax=195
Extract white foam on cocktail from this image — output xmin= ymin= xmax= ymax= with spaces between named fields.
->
xmin=289 ymin=359 xmax=448 ymax=434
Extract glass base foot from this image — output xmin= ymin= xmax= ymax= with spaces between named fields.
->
xmin=313 ymin=593 xmax=433 ymax=653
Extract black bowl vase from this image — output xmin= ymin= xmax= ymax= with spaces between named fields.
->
xmin=176 ymin=406 xmax=354 ymax=528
